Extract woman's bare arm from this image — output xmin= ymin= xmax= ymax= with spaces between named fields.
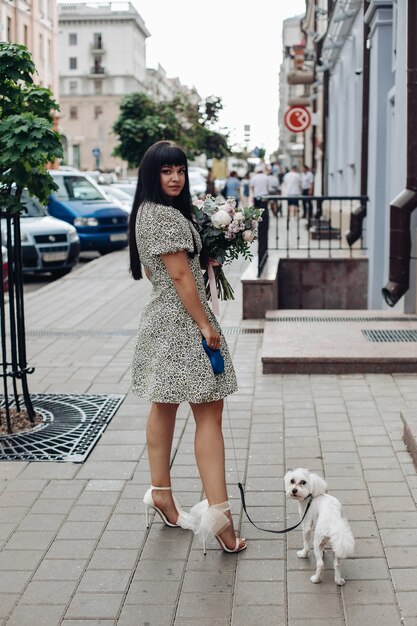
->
xmin=161 ymin=250 xmax=220 ymax=349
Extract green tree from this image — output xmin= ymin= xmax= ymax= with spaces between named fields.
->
xmin=113 ymin=91 xmax=231 ymax=167
xmin=0 ymin=42 xmax=63 ymax=434
xmin=0 ymin=43 xmax=63 ymax=212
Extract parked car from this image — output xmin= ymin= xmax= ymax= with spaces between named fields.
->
xmin=1 ymin=190 xmax=80 ymax=278
xmin=100 ymin=185 xmax=133 ymax=213
xmin=1 ymin=245 xmax=8 ymax=292
xmin=47 ymin=171 xmax=128 ymax=254
xmin=110 ymin=182 xmax=136 ymax=198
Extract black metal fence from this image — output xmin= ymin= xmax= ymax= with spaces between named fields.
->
xmin=257 ymin=195 xmax=368 ymax=275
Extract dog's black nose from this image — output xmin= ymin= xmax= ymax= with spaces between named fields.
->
xmin=292 ymin=488 xmax=298 ymax=495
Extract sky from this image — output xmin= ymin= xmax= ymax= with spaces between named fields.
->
xmin=133 ymin=0 xmax=306 ymax=157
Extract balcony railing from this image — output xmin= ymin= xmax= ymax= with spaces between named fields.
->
xmin=89 ymin=66 xmax=105 ymax=75
xmin=257 ymin=195 xmax=368 ymax=276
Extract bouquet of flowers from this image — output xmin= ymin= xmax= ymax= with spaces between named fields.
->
xmin=192 ymin=194 xmax=264 ymax=304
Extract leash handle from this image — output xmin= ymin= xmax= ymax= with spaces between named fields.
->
xmin=238 ymin=482 xmax=313 ymax=535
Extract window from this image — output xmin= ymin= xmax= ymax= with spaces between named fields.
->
xmin=94 ymin=106 xmax=103 ymax=119
xmin=7 ymin=17 xmax=12 ymax=41
xmin=24 ymin=25 xmax=28 ymax=46
xmin=47 ymin=38 xmax=52 ymax=62
xmin=69 ymin=57 xmax=77 ymax=70
xmin=70 ymin=106 xmax=78 ymax=120
xmin=93 ymin=33 xmax=102 ymax=49
xmin=69 ymin=80 xmax=78 ymax=94
xmin=94 ymin=80 xmax=102 ymax=94
xmin=69 ymin=33 xmax=77 ymax=46
xmin=39 ymin=33 xmax=44 ymax=59
xmin=72 ymin=146 xmax=81 ymax=170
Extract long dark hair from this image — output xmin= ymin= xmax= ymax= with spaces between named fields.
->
xmin=129 ymin=140 xmax=196 ymax=279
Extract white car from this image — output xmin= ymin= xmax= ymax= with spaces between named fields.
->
xmin=189 ymin=171 xmax=207 ymax=198
xmin=100 ymin=185 xmax=133 ymax=213
xmin=1 ymin=190 xmax=80 ymax=278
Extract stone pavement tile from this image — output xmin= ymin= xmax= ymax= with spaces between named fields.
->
xmin=181 ymin=570 xmax=234 ymax=594
xmin=376 ymin=511 xmax=417 ymax=529
xmin=362 ymin=457 xmax=402 ymax=470
xmin=125 ymin=580 xmax=180 ymax=605
xmin=236 ymin=559 xmax=284 ymax=582
xmin=342 ymin=505 xmax=375 ymax=521
xmin=391 ymin=568 xmax=417 ymax=592
xmin=100 ymin=430 xmax=146 ymax=445
xmin=19 ymin=580 xmax=77 ymax=605
xmin=0 ymin=524 xmax=15 ymax=542
xmin=133 ymin=558 xmax=185 ymax=581
xmin=33 ymin=558 xmax=87 ymax=581
xmin=17 ymin=513 xmax=66 ymax=532
xmin=40 ymin=480 xmax=86 ymax=500
xmin=0 ymin=463 xmax=27 ymax=480
xmin=3 ymin=479 xmax=48 ymax=493
xmin=331 ymin=490 xmax=370 ymax=505
xmin=175 ymin=620 xmax=229 ymax=626
xmin=85 ymin=479 xmax=126 ymax=491
xmin=0 ymin=550 xmax=43 ymax=571
xmin=6 ymin=604 xmax=66 ymax=626
xmin=344 ymin=604 xmax=402 ymax=626
xmin=113 ymin=498 xmax=144 ymax=515
xmin=321 ymin=441 xmax=357 ymax=452
xmin=323 ymin=464 xmax=363 ymax=477
xmin=372 ymin=496 xmax=416 ymax=512
xmin=352 ymin=537 xmax=385 ymax=558
xmin=368 ymin=481 xmax=411 ymax=497
xmin=0 ymin=571 xmax=32 ymax=593
xmin=78 ymin=569 xmax=131 ymax=593
xmin=66 ymin=505 xmax=114 ymax=522
xmin=0 ymin=507 xmax=29 ymax=525
xmin=231 ymin=605 xmax=286 ymax=626
xmin=88 ymin=549 xmax=138 ymax=570
xmin=364 ymin=469 xmax=405 ymax=482
xmin=238 ymin=539 xmax=284 ymax=560
xmin=75 ymin=461 xmax=137 ymax=480
xmin=287 ymin=570 xmax=340 ymax=593
xmin=234 ymin=580 xmax=284 ymax=605
xmin=29 ymin=498 xmax=75 ymax=516
xmin=65 ymin=593 xmax=124 ymax=620
xmin=341 ymin=557 xmax=390 ymax=580
xmin=176 ymin=591 xmax=232 ymax=619
xmin=395 ymin=592 xmax=417 ymax=618
xmin=5 ymin=530 xmax=55 ymax=553
xmin=106 ymin=514 xmax=145 ymax=532
xmin=341 ymin=579 xmax=397 ymax=604
xmin=57 ymin=520 xmax=107 ymax=540
xmin=385 ymin=547 xmax=417 ymax=568
xmin=0 ymin=593 xmax=18 ymax=618
xmin=62 ymin=622 xmax=115 ymax=626
xmin=0 ymin=491 xmax=39 ymax=508
xmin=45 ymin=539 xmax=96 ymax=560
xmin=118 ymin=604 xmax=175 ymax=626
xmin=17 ymin=463 xmax=79 ymax=479
xmin=97 ymin=530 xmax=146 ymax=550
xmin=140 ymin=536 xmax=191 ymax=561
xmin=88 ymin=444 xmax=143 ymax=462
xmin=288 ymin=592 xmax=343 ymax=620
xmin=75 ymin=491 xmax=120 ymax=507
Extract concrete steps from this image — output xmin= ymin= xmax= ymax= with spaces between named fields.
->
xmin=262 ymin=309 xmax=417 ymax=374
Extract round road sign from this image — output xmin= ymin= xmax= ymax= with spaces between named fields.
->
xmin=284 ymin=107 xmax=311 ymax=133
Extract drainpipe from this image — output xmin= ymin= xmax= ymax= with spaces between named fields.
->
xmin=346 ymin=0 xmax=370 ymax=246
xmin=382 ymin=0 xmax=417 ymax=306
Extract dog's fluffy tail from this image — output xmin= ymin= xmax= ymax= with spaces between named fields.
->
xmin=329 ymin=518 xmax=355 ymax=559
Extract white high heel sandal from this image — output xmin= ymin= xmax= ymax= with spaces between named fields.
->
xmin=181 ymin=499 xmax=247 ymax=554
xmin=143 ymin=485 xmax=184 ymax=528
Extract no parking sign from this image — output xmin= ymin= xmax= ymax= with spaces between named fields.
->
xmin=284 ymin=107 xmax=311 ymax=133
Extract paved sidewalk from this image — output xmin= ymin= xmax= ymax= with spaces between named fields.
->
xmin=1 ymin=250 xmax=417 ymax=626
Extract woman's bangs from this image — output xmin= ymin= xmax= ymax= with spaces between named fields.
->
xmin=159 ymin=145 xmax=187 ymax=168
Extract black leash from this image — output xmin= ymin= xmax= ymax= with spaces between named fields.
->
xmin=238 ymin=482 xmax=313 ymax=534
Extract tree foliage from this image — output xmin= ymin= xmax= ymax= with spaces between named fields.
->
xmin=113 ymin=91 xmax=231 ymax=167
xmin=0 ymin=43 xmax=63 ymax=213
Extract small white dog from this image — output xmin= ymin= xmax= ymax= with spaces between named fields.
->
xmin=284 ymin=468 xmax=355 ymax=585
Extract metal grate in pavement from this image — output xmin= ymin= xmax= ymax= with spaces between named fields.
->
xmin=0 ymin=394 xmax=125 ymax=462
xmin=265 ymin=316 xmax=417 ymax=323
xmin=362 ymin=329 xmax=417 ymax=343
xmin=25 ymin=327 xmax=264 ymax=338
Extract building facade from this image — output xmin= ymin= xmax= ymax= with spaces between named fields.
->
xmin=57 ymin=1 xmax=150 ymax=172
xmin=0 ymin=0 xmax=58 ymax=94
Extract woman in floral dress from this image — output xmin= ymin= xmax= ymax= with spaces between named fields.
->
xmin=129 ymin=140 xmax=246 ymax=553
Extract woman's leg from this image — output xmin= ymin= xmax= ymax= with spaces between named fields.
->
xmin=190 ymin=399 xmax=245 ymax=549
xmin=146 ymin=401 xmax=179 ymax=524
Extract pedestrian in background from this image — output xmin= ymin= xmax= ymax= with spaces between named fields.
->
xmin=223 ymin=170 xmax=241 ymax=207
xmin=250 ymin=165 xmax=269 ymax=211
xmin=240 ymin=172 xmax=250 ymax=208
xmin=282 ymin=164 xmax=302 ymax=217
xmin=301 ymin=164 xmax=314 ymax=220
xmin=129 ymin=140 xmax=246 ymax=554
xmin=266 ymin=165 xmax=281 ymax=216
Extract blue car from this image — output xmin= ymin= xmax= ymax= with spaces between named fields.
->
xmin=47 ymin=171 xmax=129 ymax=254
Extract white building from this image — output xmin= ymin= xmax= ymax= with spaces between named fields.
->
xmin=0 ymin=0 xmax=58 ymax=95
xmin=58 ymin=1 xmax=150 ymax=171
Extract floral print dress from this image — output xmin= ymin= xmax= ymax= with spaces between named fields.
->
xmin=131 ymin=201 xmax=238 ymax=404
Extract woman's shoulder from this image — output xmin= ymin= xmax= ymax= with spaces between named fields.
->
xmin=139 ymin=201 xmax=190 ymax=228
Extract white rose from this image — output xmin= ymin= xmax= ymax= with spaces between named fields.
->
xmin=211 ymin=209 xmax=232 ymax=229
xmin=234 ymin=212 xmax=244 ymax=222
xmin=242 ymin=230 xmax=254 ymax=242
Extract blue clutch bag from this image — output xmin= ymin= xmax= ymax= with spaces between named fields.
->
xmin=202 ymin=338 xmax=225 ymax=375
